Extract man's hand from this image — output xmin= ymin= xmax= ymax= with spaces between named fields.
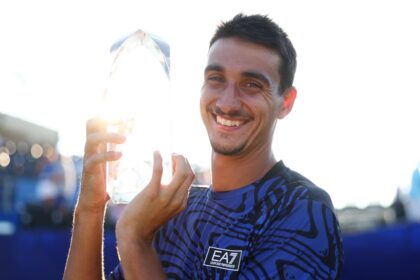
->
xmin=64 ymin=118 xmax=126 ymax=280
xmin=116 ymin=151 xmax=195 ymax=243
xmin=115 ymin=152 xmax=195 ymax=279
xmin=77 ymin=118 xmax=125 ymax=213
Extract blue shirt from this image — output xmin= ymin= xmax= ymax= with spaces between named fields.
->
xmin=108 ymin=161 xmax=343 ymax=279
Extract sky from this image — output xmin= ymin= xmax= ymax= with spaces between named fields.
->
xmin=1 ymin=0 xmax=419 ymax=209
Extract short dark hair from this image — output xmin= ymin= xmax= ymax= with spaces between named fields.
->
xmin=209 ymin=14 xmax=297 ymax=93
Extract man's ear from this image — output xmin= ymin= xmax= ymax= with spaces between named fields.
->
xmin=277 ymin=86 xmax=297 ymax=119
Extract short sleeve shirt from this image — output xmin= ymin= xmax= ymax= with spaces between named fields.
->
xmin=108 ymin=161 xmax=343 ymax=279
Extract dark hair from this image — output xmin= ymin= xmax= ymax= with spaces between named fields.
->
xmin=209 ymin=14 xmax=297 ymax=93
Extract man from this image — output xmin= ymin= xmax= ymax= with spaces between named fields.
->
xmin=64 ymin=13 xmax=343 ymax=279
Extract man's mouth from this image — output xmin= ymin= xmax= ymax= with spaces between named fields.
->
xmin=216 ymin=115 xmax=243 ymax=127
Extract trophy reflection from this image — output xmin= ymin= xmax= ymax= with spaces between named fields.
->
xmin=102 ymin=30 xmax=171 ymax=204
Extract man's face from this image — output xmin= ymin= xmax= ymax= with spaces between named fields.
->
xmin=200 ymin=37 xmax=284 ymax=156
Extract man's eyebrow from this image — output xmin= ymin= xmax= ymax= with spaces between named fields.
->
xmin=204 ymin=65 xmax=271 ymax=86
xmin=242 ymin=71 xmax=271 ymax=86
xmin=204 ymin=64 xmax=224 ymax=74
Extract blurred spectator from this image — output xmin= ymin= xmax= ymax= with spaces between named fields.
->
xmin=20 ymin=159 xmax=72 ymax=228
xmin=406 ymin=163 xmax=420 ymax=221
xmin=409 ymin=163 xmax=420 ymax=198
xmin=192 ymin=165 xmax=211 ymax=186
xmin=390 ymin=187 xmax=407 ymax=223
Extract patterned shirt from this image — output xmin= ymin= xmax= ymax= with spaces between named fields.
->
xmin=108 ymin=161 xmax=343 ymax=279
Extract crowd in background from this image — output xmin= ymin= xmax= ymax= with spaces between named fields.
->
xmin=1 ymin=132 xmax=420 ymax=233
xmin=0 ymin=144 xmax=216 ymax=230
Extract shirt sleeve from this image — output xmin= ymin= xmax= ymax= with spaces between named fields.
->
xmin=240 ymin=199 xmax=343 ymax=280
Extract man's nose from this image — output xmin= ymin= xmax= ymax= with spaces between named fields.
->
xmin=215 ymin=83 xmax=241 ymax=114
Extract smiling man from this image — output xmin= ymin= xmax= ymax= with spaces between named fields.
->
xmin=64 ymin=13 xmax=343 ymax=280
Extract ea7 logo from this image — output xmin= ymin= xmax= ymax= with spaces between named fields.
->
xmin=203 ymin=246 xmax=242 ymax=271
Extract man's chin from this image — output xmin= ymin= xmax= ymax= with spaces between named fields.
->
xmin=211 ymin=142 xmax=245 ymax=156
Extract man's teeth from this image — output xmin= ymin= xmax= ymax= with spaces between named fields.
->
xmin=216 ymin=116 xmax=241 ymax=127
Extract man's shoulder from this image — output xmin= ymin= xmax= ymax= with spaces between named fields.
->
xmin=187 ymin=185 xmax=211 ymax=201
xmin=268 ymin=161 xmax=334 ymax=209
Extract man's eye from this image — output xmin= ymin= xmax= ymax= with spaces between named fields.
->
xmin=244 ymin=81 xmax=262 ymax=89
xmin=207 ymin=75 xmax=224 ymax=82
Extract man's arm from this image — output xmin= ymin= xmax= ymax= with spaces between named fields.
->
xmin=115 ymin=152 xmax=195 ymax=279
xmin=63 ymin=118 xmax=194 ymax=280
xmin=63 ymin=206 xmax=107 ymax=280
xmin=63 ymin=118 xmax=125 ymax=280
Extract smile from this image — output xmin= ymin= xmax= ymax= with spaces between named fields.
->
xmin=216 ymin=116 xmax=243 ymax=127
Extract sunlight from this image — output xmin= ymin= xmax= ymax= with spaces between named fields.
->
xmin=1 ymin=0 xmax=419 ymax=209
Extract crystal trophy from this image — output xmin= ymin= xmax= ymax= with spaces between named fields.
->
xmin=101 ymin=30 xmax=171 ymax=204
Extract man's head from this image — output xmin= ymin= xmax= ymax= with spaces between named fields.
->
xmin=209 ymin=13 xmax=297 ymax=94
xmin=201 ymin=14 xmax=297 ymax=158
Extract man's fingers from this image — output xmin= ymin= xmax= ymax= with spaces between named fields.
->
xmin=86 ymin=118 xmax=107 ymax=134
xmin=143 ymin=153 xmax=194 ymax=214
xmin=168 ymin=155 xmax=195 ymax=211
xmin=84 ymin=132 xmax=126 ymax=154
xmin=86 ymin=132 xmax=126 ymax=146
xmin=171 ymin=154 xmax=188 ymax=181
xmin=84 ymin=151 xmax=122 ymax=172
xmin=86 ymin=117 xmax=124 ymax=134
xmin=170 ymin=176 xmax=194 ymax=213
xmin=85 ymin=118 xmax=126 ymax=152
xmin=171 ymin=154 xmax=177 ymax=176
xmin=149 ymin=151 xmax=164 ymax=190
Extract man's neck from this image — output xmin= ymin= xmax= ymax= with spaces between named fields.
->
xmin=210 ymin=150 xmax=277 ymax=192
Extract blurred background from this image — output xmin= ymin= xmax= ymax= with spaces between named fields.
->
xmin=1 ymin=0 xmax=420 ymax=279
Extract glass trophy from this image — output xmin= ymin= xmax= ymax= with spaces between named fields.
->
xmin=101 ymin=30 xmax=172 ymax=204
